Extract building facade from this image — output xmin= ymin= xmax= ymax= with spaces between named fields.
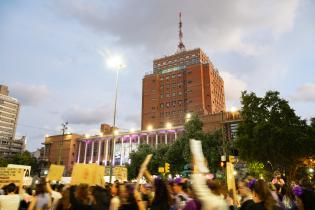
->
xmin=76 ymin=127 xmax=184 ymax=167
xmin=44 ymin=133 xmax=82 ymax=174
xmin=0 ymin=85 xmax=22 ymax=156
xmin=141 ymin=48 xmax=225 ymax=131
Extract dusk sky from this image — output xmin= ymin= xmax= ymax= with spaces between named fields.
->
xmin=1 ymin=0 xmax=314 ymax=152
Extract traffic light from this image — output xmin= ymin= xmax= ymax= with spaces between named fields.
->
xmin=165 ymin=163 xmax=170 ymax=173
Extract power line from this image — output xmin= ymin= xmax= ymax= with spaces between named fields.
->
xmin=18 ymin=123 xmax=57 ymax=132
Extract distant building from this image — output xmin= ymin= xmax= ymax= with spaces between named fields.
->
xmin=141 ymin=48 xmax=225 ymax=131
xmin=0 ymin=85 xmax=23 ymax=156
xmin=31 ymin=147 xmax=45 ymax=160
xmin=44 ymin=133 xmax=82 ymax=174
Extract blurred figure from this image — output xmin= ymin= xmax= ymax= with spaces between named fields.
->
xmin=69 ymin=184 xmax=94 ymax=210
xmin=281 ymin=185 xmax=298 ymax=210
xmin=118 ymin=183 xmax=138 ymax=210
xmin=0 ymin=183 xmax=20 ymax=210
xmin=172 ymin=177 xmax=191 ymax=210
xmin=55 ymin=187 xmax=71 ymax=210
xmin=237 ymin=178 xmax=255 ymax=210
xmin=109 ymin=183 xmax=120 ymax=210
xmin=293 ymin=186 xmax=315 ymax=210
xmin=28 ymin=179 xmax=52 ymax=210
xmin=249 ymin=179 xmax=281 ymax=210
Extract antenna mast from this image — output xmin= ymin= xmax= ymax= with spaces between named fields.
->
xmin=177 ymin=12 xmax=186 ymax=52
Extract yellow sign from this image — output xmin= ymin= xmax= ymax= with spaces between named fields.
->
xmin=47 ymin=164 xmax=65 ymax=181
xmin=0 ymin=167 xmax=24 ymax=188
xmin=165 ymin=163 xmax=170 ymax=173
xmin=226 ymin=162 xmax=237 ymax=201
xmin=71 ymin=164 xmax=105 ymax=186
xmin=229 ymin=156 xmax=236 ymax=163
xmin=158 ymin=167 xmax=165 ymax=173
xmin=105 ymin=166 xmax=128 ymax=182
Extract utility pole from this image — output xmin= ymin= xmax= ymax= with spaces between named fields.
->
xmin=58 ymin=122 xmax=68 ymax=165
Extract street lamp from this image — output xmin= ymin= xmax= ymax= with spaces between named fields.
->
xmin=106 ymin=55 xmax=126 ymax=183
xmin=166 ymin=122 xmax=172 ymax=129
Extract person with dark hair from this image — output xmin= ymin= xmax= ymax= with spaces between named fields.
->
xmin=118 ymin=183 xmax=138 ymax=210
xmin=92 ymin=185 xmax=111 ymax=210
xmin=69 ymin=184 xmax=94 ymax=210
xmin=172 ymin=177 xmax=191 ymax=210
xmin=249 ymin=179 xmax=281 ymax=210
xmin=0 ymin=183 xmax=20 ymax=210
xmin=27 ymin=179 xmax=51 ymax=210
xmin=237 ymin=178 xmax=255 ymax=210
xmin=281 ymin=185 xmax=298 ymax=210
xmin=55 ymin=187 xmax=72 ymax=210
xmin=109 ymin=183 xmax=121 ymax=210
xmin=134 ymin=169 xmax=173 ymax=210
xmin=293 ymin=186 xmax=315 ymax=210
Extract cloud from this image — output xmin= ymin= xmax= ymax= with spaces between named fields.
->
xmin=62 ymin=105 xmax=112 ymax=125
xmin=221 ymin=71 xmax=247 ymax=101
xmin=53 ymin=0 xmax=300 ymax=55
xmin=10 ymin=83 xmax=51 ymax=106
xmin=291 ymin=83 xmax=315 ymax=102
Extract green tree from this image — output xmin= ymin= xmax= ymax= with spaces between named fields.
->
xmin=236 ymin=91 xmax=314 ymax=180
xmin=126 ymin=144 xmax=153 ymax=180
xmin=127 ymin=115 xmax=223 ymax=179
xmin=9 ymin=151 xmax=40 ymax=176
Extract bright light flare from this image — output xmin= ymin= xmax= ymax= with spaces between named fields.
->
xmin=114 ymin=130 xmax=119 ymax=135
xmin=147 ymin=125 xmax=153 ymax=131
xmin=230 ymin=106 xmax=238 ymax=113
xmin=166 ymin=122 xmax=172 ymax=129
xmin=106 ymin=55 xmax=125 ymax=69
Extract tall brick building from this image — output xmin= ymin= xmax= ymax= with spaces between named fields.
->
xmin=141 ymin=48 xmax=226 ymax=130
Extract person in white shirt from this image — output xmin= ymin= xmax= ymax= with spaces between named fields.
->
xmin=0 ymin=183 xmax=21 ymax=210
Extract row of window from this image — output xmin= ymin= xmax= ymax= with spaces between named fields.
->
xmin=0 ymin=106 xmax=18 ymax=114
xmin=160 ymin=110 xmax=185 ymax=117
xmin=155 ymin=54 xmax=197 ymax=66
xmin=0 ymin=111 xmax=16 ymax=119
xmin=160 ymin=73 xmax=182 ymax=80
xmin=160 ymin=100 xmax=186 ymax=109
xmin=0 ymin=117 xmax=15 ymax=123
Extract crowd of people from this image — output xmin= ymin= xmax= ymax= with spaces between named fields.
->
xmin=0 ymin=169 xmax=314 ymax=210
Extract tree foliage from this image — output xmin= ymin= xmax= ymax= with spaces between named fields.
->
xmin=0 ymin=151 xmax=42 ymax=176
xmin=236 ymin=91 xmax=315 ymax=180
xmin=127 ymin=115 xmax=223 ymax=179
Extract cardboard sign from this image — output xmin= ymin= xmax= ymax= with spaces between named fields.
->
xmin=226 ymin=162 xmax=237 ymax=202
xmin=0 ymin=167 xmax=24 ymax=188
xmin=7 ymin=164 xmax=31 ymax=185
xmin=71 ymin=164 xmax=105 ymax=186
xmin=47 ymin=164 xmax=65 ymax=181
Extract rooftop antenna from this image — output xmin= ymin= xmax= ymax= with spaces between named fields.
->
xmin=177 ymin=12 xmax=186 ymax=52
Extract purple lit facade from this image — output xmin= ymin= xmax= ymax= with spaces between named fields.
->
xmin=76 ymin=126 xmax=184 ymax=166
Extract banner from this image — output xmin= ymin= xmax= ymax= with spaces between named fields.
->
xmin=0 ymin=167 xmax=24 ymax=188
xmin=47 ymin=164 xmax=65 ymax=181
xmin=7 ymin=164 xmax=31 ymax=186
xmin=71 ymin=164 xmax=105 ymax=186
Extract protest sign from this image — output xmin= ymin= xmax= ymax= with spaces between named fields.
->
xmin=7 ymin=164 xmax=31 ymax=185
xmin=0 ymin=167 xmax=24 ymax=188
xmin=71 ymin=164 xmax=105 ymax=186
xmin=226 ymin=162 xmax=237 ymax=202
xmin=47 ymin=164 xmax=65 ymax=181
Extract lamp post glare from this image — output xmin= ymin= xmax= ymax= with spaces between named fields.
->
xmin=106 ymin=55 xmax=126 ymax=183
xmin=147 ymin=125 xmax=153 ymax=131
xmin=166 ymin=122 xmax=172 ymax=129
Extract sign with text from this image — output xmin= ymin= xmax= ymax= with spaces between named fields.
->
xmin=0 ymin=167 xmax=24 ymax=188
xmin=7 ymin=164 xmax=31 ymax=186
xmin=47 ymin=164 xmax=65 ymax=181
xmin=71 ymin=164 xmax=105 ymax=186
